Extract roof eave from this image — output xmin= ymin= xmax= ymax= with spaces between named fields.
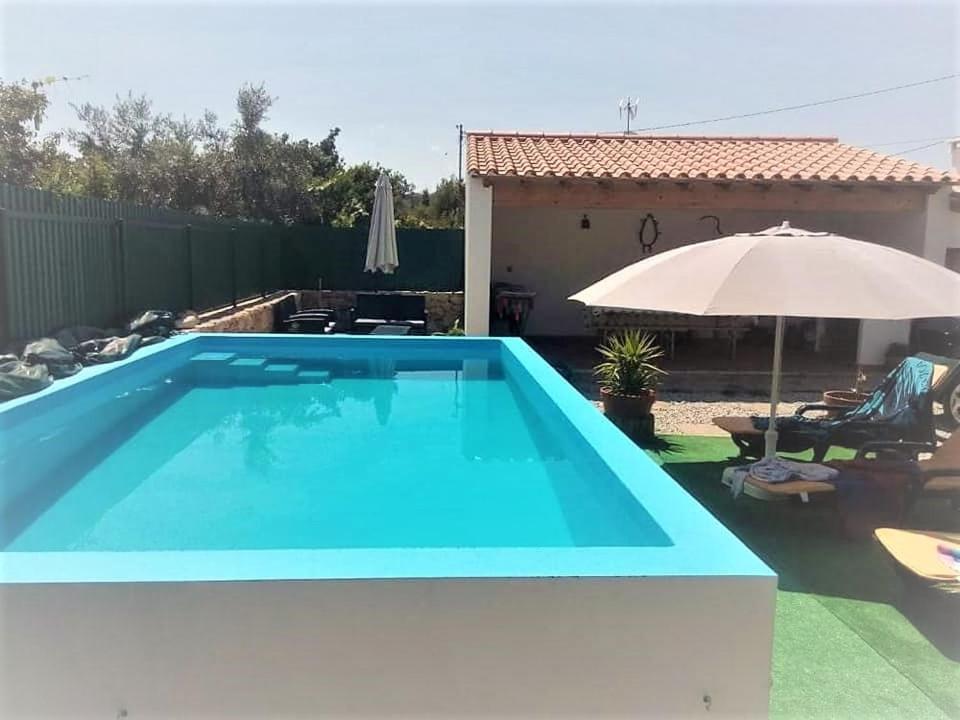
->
xmin=468 ymin=171 xmax=957 ymax=189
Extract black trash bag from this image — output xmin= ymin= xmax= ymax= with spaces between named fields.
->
xmin=74 ymin=334 xmax=142 ymax=365
xmin=54 ymin=325 xmax=107 ymax=350
xmin=22 ymin=338 xmax=82 ymax=379
xmin=127 ymin=310 xmax=177 ymax=338
xmin=139 ymin=335 xmax=167 ymax=348
xmin=0 ymin=356 xmax=53 ymax=401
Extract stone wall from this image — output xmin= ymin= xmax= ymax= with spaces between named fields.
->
xmin=301 ymin=290 xmax=464 ymax=334
xmin=192 ymin=292 xmax=296 ymax=333
xmin=189 ymin=290 xmax=464 ymax=335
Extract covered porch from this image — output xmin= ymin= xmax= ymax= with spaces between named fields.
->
xmin=464 ymin=132 xmax=957 ymax=367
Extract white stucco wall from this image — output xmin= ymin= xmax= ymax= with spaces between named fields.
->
xmin=855 ymin=188 xmax=960 ymax=364
xmin=0 ymin=576 xmax=776 ymax=718
xmin=491 ymin=204 xmax=927 ymax=351
xmin=464 ymin=176 xmax=493 ymax=335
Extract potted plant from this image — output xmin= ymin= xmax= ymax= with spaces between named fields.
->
xmin=595 ymin=330 xmax=665 ymax=428
xmin=432 ymin=319 xmax=465 ymax=336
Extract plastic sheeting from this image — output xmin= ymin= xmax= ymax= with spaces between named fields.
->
xmin=0 ymin=355 xmax=53 ymax=401
xmin=0 ymin=309 xmax=181 ymax=404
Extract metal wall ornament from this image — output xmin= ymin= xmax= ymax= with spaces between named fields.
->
xmin=638 ymin=213 xmax=660 ymax=254
xmin=699 ymin=214 xmax=723 ymax=236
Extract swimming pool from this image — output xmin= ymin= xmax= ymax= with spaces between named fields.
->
xmin=0 ymin=334 xmax=776 ymax=717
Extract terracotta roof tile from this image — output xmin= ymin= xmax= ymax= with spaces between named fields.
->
xmin=466 ymin=132 xmax=957 ymax=185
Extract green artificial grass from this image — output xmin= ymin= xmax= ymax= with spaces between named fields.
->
xmin=647 ymin=435 xmax=960 ymax=719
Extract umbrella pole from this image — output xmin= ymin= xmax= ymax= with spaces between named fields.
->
xmin=764 ymin=315 xmax=785 ymax=459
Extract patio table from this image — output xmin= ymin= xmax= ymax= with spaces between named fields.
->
xmin=370 ymin=325 xmax=411 ymax=335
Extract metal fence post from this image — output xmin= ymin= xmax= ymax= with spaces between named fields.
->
xmin=184 ymin=224 xmax=195 ymax=310
xmin=230 ymin=226 xmax=238 ymax=308
xmin=260 ymin=230 xmax=267 ymax=298
xmin=0 ymin=207 xmax=9 ymax=346
xmin=114 ymin=218 xmax=127 ymax=323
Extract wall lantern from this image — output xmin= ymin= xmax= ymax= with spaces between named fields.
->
xmin=580 ymin=214 xmax=591 ymax=230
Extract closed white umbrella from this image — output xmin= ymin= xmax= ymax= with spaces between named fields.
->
xmin=570 ymin=221 xmax=960 ymax=457
xmin=365 ymin=171 xmax=399 ymax=274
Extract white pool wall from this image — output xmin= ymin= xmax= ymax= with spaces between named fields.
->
xmin=1 ymin=575 xmax=775 ymax=718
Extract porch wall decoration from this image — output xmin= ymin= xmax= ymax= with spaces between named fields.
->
xmin=699 ymin=214 xmax=723 ymax=236
xmin=638 ymin=213 xmax=660 ymax=255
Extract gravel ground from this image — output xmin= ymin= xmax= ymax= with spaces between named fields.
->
xmin=568 ymin=369 xmax=837 ymax=436
xmin=590 ymin=392 xmax=821 ymax=436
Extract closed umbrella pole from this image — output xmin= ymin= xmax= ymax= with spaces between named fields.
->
xmin=365 ymin=171 xmax=399 ymax=275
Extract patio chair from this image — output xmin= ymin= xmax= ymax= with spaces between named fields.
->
xmin=714 ymin=356 xmax=938 ymax=461
xmin=853 ymin=431 xmax=960 ymax=513
xmin=284 ymin=309 xmax=337 ymax=334
xmin=350 ymin=293 xmax=428 ymax=335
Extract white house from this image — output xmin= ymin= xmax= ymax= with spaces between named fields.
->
xmin=464 ymin=132 xmax=959 ymax=365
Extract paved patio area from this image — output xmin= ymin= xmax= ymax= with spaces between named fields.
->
xmin=528 ymin=335 xmax=881 ymax=394
xmin=529 ymin=334 xmax=892 ymax=435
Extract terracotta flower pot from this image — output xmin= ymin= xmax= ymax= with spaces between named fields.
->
xmin=600 ymin=386 xmax=657 ymax=419
xmin=822 ymin=389 xmax=870 ymax=417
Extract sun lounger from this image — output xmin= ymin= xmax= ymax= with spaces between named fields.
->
xmin=740 ymin=475 xmax=836 ymax=502
xmin=714 ymin=356 xmax=941 ymax=461
xmin=874 ymin=528 xmax=960 ymax=585
xmin=713 ymin=415 xmax=822 ymax=457
xmin=730 ymin=431 xmax=960 ymax=517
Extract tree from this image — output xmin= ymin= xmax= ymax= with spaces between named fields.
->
xmin=69 ymin=92 xmax=211 ymax=209
xmin=427 ymin=176 xmax=465 ymax=227
xmin=61 ymin=83 xmax=345 ymax=222
xmin=0 ymin=79 xmax=455 ymax=229
xmin=397 ymin=176 xmax=464 ymax=229
xmin=0 ymin=79 xmax=71 ymax=187
xmin=311 ymin=162 xmax=413 ymax=227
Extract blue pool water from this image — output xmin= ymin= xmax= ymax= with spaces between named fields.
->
xmin=2 ymin=340 xmax=669 ymax=552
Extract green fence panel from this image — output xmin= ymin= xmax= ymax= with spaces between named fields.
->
xmin=190 ymin=225 xmax=234 ymax=311
xmin=262 ymin=228 xmax=291 ymax=295
xmin=394 ymin=228 xmax=464 ymax=291
xmin=285 ymin=226 xmax=463 ymax=292
xmin=123 ymin=221 xmax=192 ymax=315
xmin=2 ymin=211 xmax=118 ymax=340
xmin=0 ymin=182 xmax=464 ymax=346
xmin=234 ymin=226 xmax=263 ymax=301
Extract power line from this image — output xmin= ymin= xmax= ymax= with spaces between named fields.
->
xmin=867 ymin=134 xmax=957 ymax=148
xmin=891 ymin=140 xmax=946 ymax=156
xmin=629 ymin=73 xmax=958 ymax=133
xmin=864 ymin=133 xmax=960 ymax=147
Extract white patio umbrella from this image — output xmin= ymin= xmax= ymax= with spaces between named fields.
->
xmin=365 ymin=171 xmax=399 ymax=274
xmin=570 ymin=221 xmax=960 ymax=458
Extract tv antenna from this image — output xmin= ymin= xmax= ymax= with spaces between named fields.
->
xmin=619 ymin=97 xmax=639 ymax=133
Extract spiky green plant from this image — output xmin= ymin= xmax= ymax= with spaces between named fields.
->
xmin=594 ymin=330 xmax=665 ymax=395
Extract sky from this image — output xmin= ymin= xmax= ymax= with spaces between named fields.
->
xmin=1 ymin=0 xmax=957 ymax=189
